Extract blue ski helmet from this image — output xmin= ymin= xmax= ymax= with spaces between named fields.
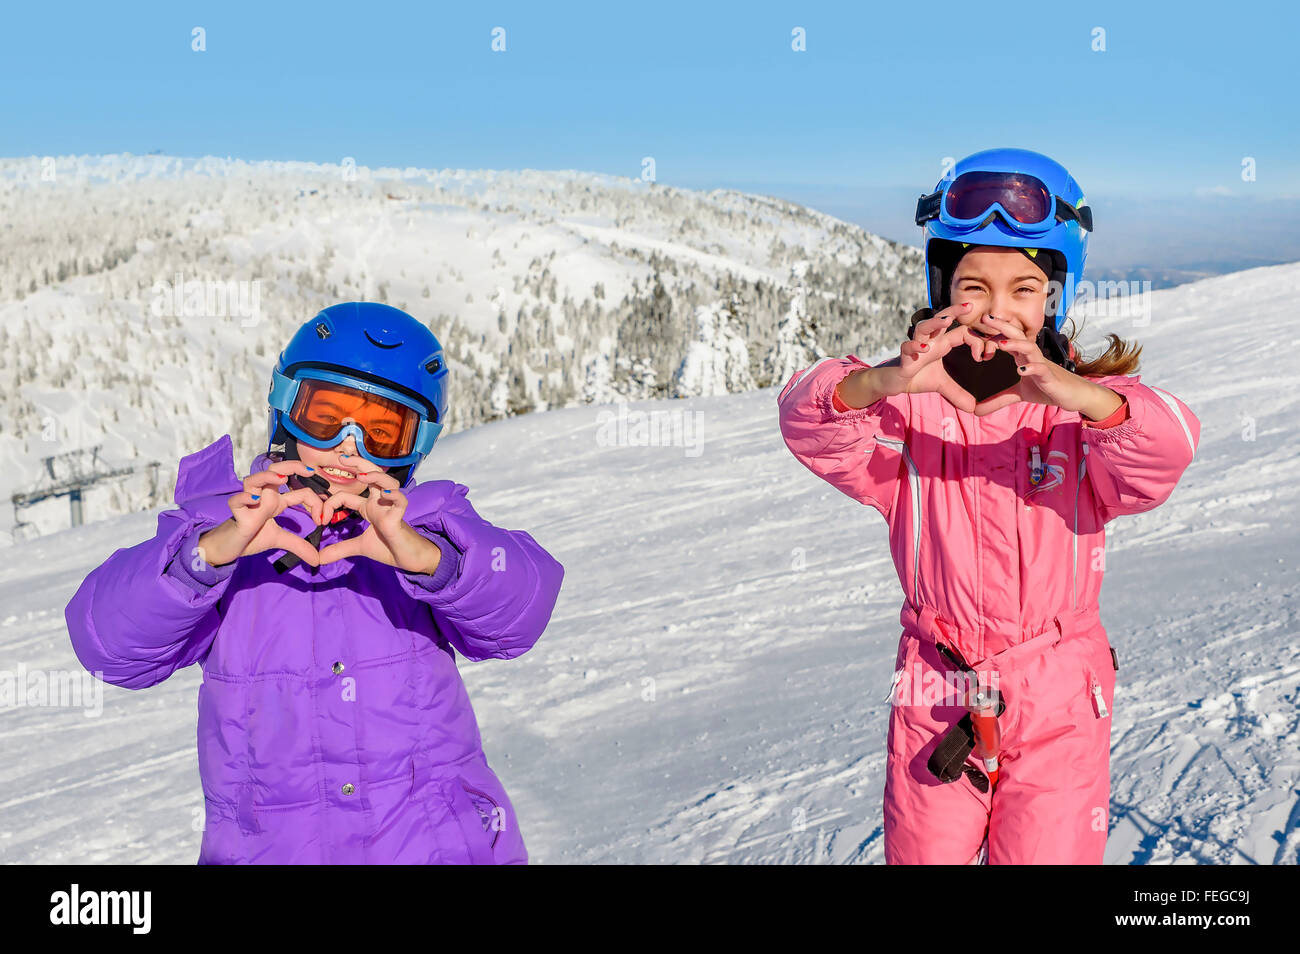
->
xmin=915 ymin=148 xmax=1092 ymax=330
xmin=266 ymin=302 xmax=449 ymax=487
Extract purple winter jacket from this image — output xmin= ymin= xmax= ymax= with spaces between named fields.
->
xmin=64 ymin=434 xmax=564 ymax=864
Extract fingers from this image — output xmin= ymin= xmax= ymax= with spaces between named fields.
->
xmin=972 ymin=314 xmax=1026 ymax=361
xmin=335 ymin=453 xmax=386 ymax=477
xmin=901 ymin=335 xmax=939 ymax=364
xmin=317 ymin=536 xmax=364 ymax=566
xmin=913 ymin=316 xmax=951 ymax=341
xmin=355 ymin=471 xmax=407 ymax=517
xmin=905 ymin=312 xmax=967 ymax=361
xmin=905 ymin=303 xmax=990 ymax=366
xmin=938 ymin=379 xmax=976 ymax=414
xmin=946 ymin=319 xmax=1005 ymax=362
xmin=277 ymin=487 xmax=325 ymax=524
xmin=947 ymin=322 xmax=992 ymax=358
xmin=244 ymin=460 xmax=312 ymax=495
xmin=932 ymin=300 xmax=987 ymax=331
xmin=229 ymin=490 xmax=263 ymax=513
xmin=991 ymin=336 xmax=1042 ymax=373
xmin=973 ymin=392 xmax=1022 ymax=417
xmin=902 ymin=313 xmax=1000 ymax=368
xmin=977 ymin=314 xmax=1028 ymax=340
xmin=229 ymin=490 xmax=274 ymax=524
xmin=914 ymin=311 xmax=961 ymax=341
xmin=320 ymin=490 xmax=370 ymax=526
xmin=268 ymin=526 xmax=321 ymax=567
xmin=269 ymin=459 xmax=316 ymax=479
xmin=353 ymin=470 xmax=404 ymax=504
xmin=913 ymin=302 xmax=972 ymax=342
xmin=991 ymin=336 xmax=1035 ymax=356
xmin=354 ymin=468 xmax=401 ymax=490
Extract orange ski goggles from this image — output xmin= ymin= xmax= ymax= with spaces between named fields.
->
xmin=287 ymin=377 xmax=423 ymax=461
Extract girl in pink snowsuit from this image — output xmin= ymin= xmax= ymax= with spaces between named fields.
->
xmin=778 ymin=150 xmax=1199 ymax=864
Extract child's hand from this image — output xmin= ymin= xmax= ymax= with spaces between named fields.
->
xmin=969 ymin=314 xmax=1087 ymax=416
xmin=315 ymin=470 xmax=442 ymax=574
xmin=875 ymin=301 xmax=992 ymax=413
xmin=200 ymin=462 xmax=325 ymax=567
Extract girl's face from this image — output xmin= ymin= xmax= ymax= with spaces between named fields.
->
xmin=295 ymin=435 xmax=389 ymax=497
xmin=950 ymin=246 xmax=1050 ymax=341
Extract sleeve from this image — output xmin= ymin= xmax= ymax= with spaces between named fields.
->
xmin=394 ymin=485 xmax=565 ymax=662
xmin=165 ymin=525 xmax=239 ymax=595
xmin=398 ymin=527 xmax=462 ymax=593
xmin=1081 ymin=394 xmax=1130 ymax=430
xmin=1081 ymin=376 xmax=1200 ymax=522
xmin=776 ymin=355 xmax=909 ymax=520
xmin=64 ymin=505 xmax=236 ymax=690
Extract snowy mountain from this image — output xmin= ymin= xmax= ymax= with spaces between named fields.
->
xmin=0 ymin=154 xmax=923 ymax=538
xmin=2 ymin=259 xmax=1298 ymax=863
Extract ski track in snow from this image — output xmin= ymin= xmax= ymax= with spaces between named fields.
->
xmin=2 ymin=262 xmax=1298 ymax=864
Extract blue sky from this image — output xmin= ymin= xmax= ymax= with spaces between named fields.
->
xmin=3 ymin=0 xmax=1297 ymax=278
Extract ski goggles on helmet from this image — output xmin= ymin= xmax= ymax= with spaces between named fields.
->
xmin=915 ymin=170 xmax=1093 ymax=235
xmin=268 ymin=367 xmax=439 ymax=467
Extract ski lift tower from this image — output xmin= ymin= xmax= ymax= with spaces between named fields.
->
xmin=10 ymin=445 xmax=159 ymax=538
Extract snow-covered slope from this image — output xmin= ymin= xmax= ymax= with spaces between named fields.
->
xmin=1 ymin=261 xmax=1297 ymax=864
xmin=0 ymin=154 xmax=924 ymax=539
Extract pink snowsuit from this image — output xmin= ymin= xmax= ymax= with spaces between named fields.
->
xmin=778 ymin=355 xmax=1199 ymax=864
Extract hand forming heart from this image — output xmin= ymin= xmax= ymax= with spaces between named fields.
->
xmin=964 ymin=313 xmax=1081 ymax=416
xmin=313 ymin=469 xmax=442 ymax=574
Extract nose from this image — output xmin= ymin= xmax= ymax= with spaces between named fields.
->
xmin=336 ymin=431 xmax=361 ymax=459
xmin=985 ymin=294 xmax=1019 ymax=331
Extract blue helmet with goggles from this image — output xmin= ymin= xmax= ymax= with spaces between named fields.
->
xmin=915 ymin=148 xmax=1092 ymax=330
xmin=266 ymin=302 xmax=450 ymax=488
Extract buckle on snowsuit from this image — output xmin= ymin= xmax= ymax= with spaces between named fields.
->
xmin=925 ymin=641 xmax=1006 ymax=794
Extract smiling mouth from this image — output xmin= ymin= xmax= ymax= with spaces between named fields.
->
xmin=320 ymin=465 xmax=359 ymax=480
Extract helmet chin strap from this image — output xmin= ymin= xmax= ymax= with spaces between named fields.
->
xmin=268 ymin=422 xmax=300 ymax=465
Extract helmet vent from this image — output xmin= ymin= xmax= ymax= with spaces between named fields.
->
xmin=425 ymin=357 xmax=442 ymax=373
xmin=315 ymin=322 xmax=331 ymax=340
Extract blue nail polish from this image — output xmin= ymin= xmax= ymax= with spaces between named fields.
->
xmin=251 ymin=494 xmax=260 ymax=500
xmin=383 ymin=489 xmax=391 ymax=494
xmin=306 ymin=466 xmax=314 ymax=471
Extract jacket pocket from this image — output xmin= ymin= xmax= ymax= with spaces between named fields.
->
xmin=445 ymin=778 xmax=502 ymax=863
xmin=886 ymin=633 xmax=920 ymax=704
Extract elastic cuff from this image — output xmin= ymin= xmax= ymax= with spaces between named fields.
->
xmin=167 ymin=525 xmax=237 ymax=592
xmin=823 ymin=357 xmax=888 ymax=421
xmin=403 ymin=529 xmax=461 ymax=591
xmin=1082 ymin=394 xmax=1130 ymax=429
xmin=1082 ymin=387 xmax=1145 ymax=444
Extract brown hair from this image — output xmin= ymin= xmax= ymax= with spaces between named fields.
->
xmin=1062 ymin=314 xmax=1143 ymax=378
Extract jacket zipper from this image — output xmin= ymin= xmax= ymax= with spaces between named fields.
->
xmin=1088 ymin=669 xmax=1109 ymax=718
xmin=1073 ymin=442 xmax=1090 ymax=609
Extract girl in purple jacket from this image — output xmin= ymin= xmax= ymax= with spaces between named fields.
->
xmin=65 ymin=302 xmax=564 ymax=864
